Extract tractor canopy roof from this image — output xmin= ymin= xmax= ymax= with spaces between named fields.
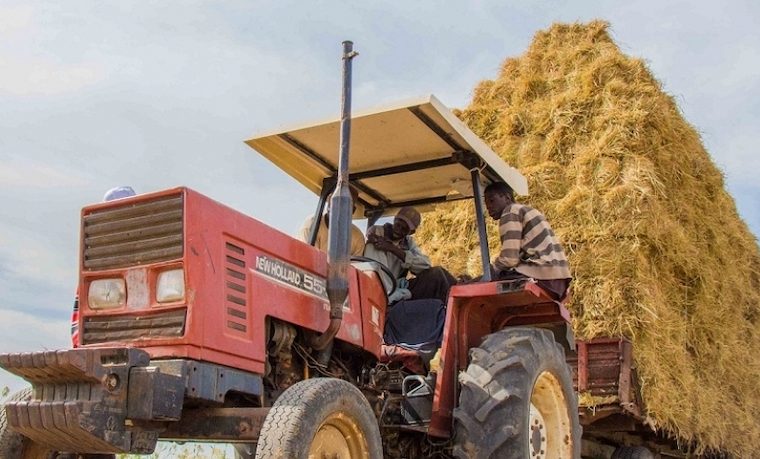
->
xmin=245 ymin=95 xmax=527 ymax=218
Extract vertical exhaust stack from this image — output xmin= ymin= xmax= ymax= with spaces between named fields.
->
xmin=310 ymin=41 xmax=358 ymax=351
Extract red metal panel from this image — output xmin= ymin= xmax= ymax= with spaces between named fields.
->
xmin=356 ymin=269 xmax=388 ymax=359
xmin=573 ymin=337 xmax=642 ymax=427
xmin=78 ymin=187 xmax=388 ymax=374
xmin=580 ymin=339 xmax=626 ymax=397
xmin=429 ymin=280 xmax=571 ymax=438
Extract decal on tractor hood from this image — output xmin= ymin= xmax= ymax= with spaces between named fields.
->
xmin=254 ymin=255 xmax=328 ymax=300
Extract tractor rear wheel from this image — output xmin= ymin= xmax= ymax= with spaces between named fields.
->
xmin=1 ymin=387 xmax=116 ymax=459
xmin=453 ymin=327 xmax=581 ymax=459
xmin=254 ymin=378 xmax=383 ymax=459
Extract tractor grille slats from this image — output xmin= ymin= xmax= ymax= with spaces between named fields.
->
xmin=85 ymin=234 xmax=183 ymax=258
xmin=83 ymin=195 xmax=183 ymax=270
xmin=84 ymin=197 xmax=183 ymax=225
xmin=84 ymin=245 xmax=184 ymax=270
xmin=85 ymin=209 xmax=183 ymax=235
xmin=225 ymin=241 xmax=248 ymax=334
xmin=82 ymin=308 xmax=186 ymax=344
xmin=85 ymin=221 xmax=183 ymax=247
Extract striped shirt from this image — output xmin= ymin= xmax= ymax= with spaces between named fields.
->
xmin=493 ymin=203 xmax=571 ymax=281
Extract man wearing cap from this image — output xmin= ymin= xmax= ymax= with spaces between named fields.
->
xmin=298 ymin=186 xmax=365 ymax=256
xmin=364 ymin=206 xmax=455 ymax=304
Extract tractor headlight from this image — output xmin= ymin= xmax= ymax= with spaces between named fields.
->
xmin=157 ymin=268 xmax=185 ymax=303
xmin=88 ymin=278 xmax=126 ymax=309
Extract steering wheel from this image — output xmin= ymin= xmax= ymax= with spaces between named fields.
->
xmin=350 ymin=256 xmax=398 ymax=296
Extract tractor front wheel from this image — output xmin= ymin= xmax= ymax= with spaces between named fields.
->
xmin=453 ymin=327 xmax=581 ymax=459
xmin=254 ymin=378 xmax=383 ymax=459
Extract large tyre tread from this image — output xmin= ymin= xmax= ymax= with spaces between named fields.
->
xmin=453 ymin=327 xmax=582 ymax=459
xmin=255 ymin=378 xmax=382 ymax=459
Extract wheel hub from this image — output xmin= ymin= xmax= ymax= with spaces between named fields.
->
xmin=529 ymin=403 xmax=548 ymax=458
xmin=529 ymin=371 xmax=573 ymax=458
xmin=308 ymin=411 xmax=369 ymax=459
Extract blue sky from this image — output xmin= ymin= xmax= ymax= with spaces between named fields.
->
xmin=1 ymin=1 xmax=758 ymax=392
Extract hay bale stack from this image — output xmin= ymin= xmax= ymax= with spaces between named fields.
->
xmin=415 ymin=21 xmax=760 ymax=456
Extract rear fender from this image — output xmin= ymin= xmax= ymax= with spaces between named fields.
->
xmin=428 ymin=280 xmax=572 ymax=438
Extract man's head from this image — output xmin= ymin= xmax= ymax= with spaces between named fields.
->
xmin=392 ymin=206 xmax=421 ymax=238
xmin=103 ymin=186 xmax=136 ymax=202
xmin=483 ymin=182 xmax=514 ymax=220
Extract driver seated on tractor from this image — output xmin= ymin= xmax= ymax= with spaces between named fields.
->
xmin=367 ymin=206 xmax=455 ymax=374
xmin=484 ymin=181 xmax=572 ymax=301
xmin=298 ymin=186 xmax=365 ymax=256
xmin=364 ymin=206 xmax=455 ymax=305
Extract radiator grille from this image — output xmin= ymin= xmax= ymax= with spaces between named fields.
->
xmin=82 ymin=308 xmax=186 ymax=344
xmin=83 ymin=195 xmax=184 ymax=270
xmin=225 ymin=242 xmax=248 ymax=333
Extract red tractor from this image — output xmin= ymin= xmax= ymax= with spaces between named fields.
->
xmin=0 ymin=43 xmax=584 ymax=458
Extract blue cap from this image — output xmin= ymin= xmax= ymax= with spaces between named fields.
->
xmin=103 ymin=186 xmax=136 ymax=202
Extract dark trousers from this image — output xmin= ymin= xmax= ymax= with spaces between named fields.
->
xmin=494 ymin=268 xmax=570 ymax=301
xmin=408 ymin=266 xmax=457 ymax=304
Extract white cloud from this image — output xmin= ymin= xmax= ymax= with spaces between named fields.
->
xmin=0 ymin=55 xmax=105 ymax=96
xmin=0 ymin=4 xmax=105 ymax=96
xmin=0 ymin=308 xmax=69 ymax=393
xmin=0 ymin=5 xmax=33 ymax=36
xmin=714 ymin=132 xmax=760 ymax=185
xmin=0 ymin=158 xmax=88 ymax=188
xmin=0 ymin=309 xmax=68 ymax=352
xmin=713 ymin=45 xmax=760 ymax=90
xmin=0 ymin=233 xmax=74 ymax=287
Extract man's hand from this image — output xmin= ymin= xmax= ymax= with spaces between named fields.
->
xmin=372 ymin=238 xmax=394 ymax=252
xmin=366 ymin=232 xmax=381 ymax=244
xmin=369 ymin=236 xmax=406 ymax=260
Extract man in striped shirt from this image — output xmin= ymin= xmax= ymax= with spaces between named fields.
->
xmin=483 ymin=182 xmax=571 ymax=300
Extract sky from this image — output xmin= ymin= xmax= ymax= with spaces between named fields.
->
xmin=1 ymin=0 xmax=758 ymax=394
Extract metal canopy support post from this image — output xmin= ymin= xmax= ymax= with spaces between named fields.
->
xmin=308 ymin=177 xmax=336 ymax=246
xmin=471 ymin=168 xmax=492 ymax=282
xmin=365 ymin=208 xmax=385 ymax=227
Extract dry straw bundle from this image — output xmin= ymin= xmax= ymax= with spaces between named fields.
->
xmin=415 ymin=21 xmax=760 ymax=456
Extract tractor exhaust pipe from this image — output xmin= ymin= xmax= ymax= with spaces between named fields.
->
xmin=310 ymin=40 xmax=358 ymax=351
